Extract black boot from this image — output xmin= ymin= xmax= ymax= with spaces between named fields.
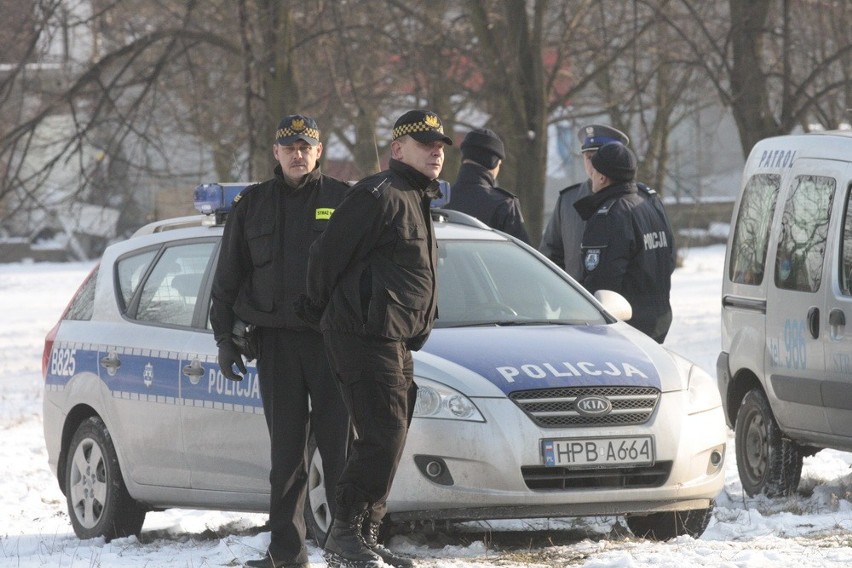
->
xmin=323 ymin=504 xmax=382 ymax=568
xmin=362 ymin=520 xmax=414 ymax=568
xmin=243 ymin=551 xmax=309 ymax=568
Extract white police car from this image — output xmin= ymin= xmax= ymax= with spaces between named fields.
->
xmin=42 ymin=183 xmax=726 ymax=544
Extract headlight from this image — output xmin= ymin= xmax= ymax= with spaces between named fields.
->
xmin=413 ymin=379 xmax=485 ymax=422
xmin=670 ymin=352 xmax=722 ymax=414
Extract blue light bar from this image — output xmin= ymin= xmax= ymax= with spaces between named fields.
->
xmin=193 ymin=183 xmax=250 ymax=216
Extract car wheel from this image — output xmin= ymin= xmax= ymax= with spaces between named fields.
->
xmin=734 ymin=388 xmax=803 ymax=497
xmin=625 ymin=504 xmax=713 ymax=541
xmin=65 ymin=416 xmax=146 ymax=541
xmin=304 ymin=436 xmax=332 ymax=547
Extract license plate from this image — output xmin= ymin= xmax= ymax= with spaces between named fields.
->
xmin=542 ymin=436 xmax=655 ymax=468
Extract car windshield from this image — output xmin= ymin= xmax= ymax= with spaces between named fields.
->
xmin=435 ymin=240 xmax=606 ymax=327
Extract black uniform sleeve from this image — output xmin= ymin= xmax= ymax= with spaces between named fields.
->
xmin=498 ymin=199 xmax=531 ymax=244
xmin=306 ymin=186 xmax=384 ymax=309
xmin=210 ymin=200 xmax=252 ymax=345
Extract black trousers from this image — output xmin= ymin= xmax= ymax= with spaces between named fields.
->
xmin=255 ymin=327 xmax=350 ymax=562
xmin=323 ymin=331 xmax=418 ymax=523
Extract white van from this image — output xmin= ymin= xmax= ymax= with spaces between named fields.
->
xmin=718 ymin=130 xmax=852 ymax=497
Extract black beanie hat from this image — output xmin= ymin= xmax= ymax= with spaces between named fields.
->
xmin=591 ymin=142 xmax=637 ymax=183
xmin=460 ymin=128 xmax=505 ymax=169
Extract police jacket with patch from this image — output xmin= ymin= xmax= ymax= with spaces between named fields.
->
xmin=574 ymin=181 xmax=675 ymax=342
xmin=306 ymin=159 xmax=440 ymax=350
xmin=210 ymin=165 xmax=350 ymax=344
xmin=447 ymin=163 xmax=530 ymax=243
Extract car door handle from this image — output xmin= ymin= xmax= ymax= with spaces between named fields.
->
xmin=99 ymin=352 xmax=121 ymax=370
xmin=182 ymin=363 xmax=204 ymax=377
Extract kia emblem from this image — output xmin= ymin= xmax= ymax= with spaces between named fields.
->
xmin=575 ymin=395 xmax=612 ymax=416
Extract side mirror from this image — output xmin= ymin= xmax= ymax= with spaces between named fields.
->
xmin=594 ymin=289 xmax=633 ymax=321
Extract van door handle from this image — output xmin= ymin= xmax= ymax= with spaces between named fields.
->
xmin=829 ymin=308 xmax=846 ymax=340
xmin=807 ymin=307 xmax=820 ymax=339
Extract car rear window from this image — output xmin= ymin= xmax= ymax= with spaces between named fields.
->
xmin=64 ymin=265 xmax=99 ymax=321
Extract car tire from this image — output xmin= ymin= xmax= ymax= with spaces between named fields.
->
xmin=734 ymin=388 xmax=803 ymax=497
xmin=625 ymin=504 xmax=713 ymax=541
xmin=65 ymin=416 xmax=146 ymax=541
xmin=304 ymin=436 xmax=332 ymax=547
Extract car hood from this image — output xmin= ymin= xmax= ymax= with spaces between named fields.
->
xmin=415 ymin=324 xmax=680 ymax=397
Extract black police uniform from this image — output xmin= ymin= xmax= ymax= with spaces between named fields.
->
xmin=210 ymin=165 xmax=351 ymax=564
xmin=446 ymin=162 xmax=531 ymax=243
xmin=574 ymin=180 xmax=675 ymax=343
xmin=305 ymin=158 xmax=440 ymax=528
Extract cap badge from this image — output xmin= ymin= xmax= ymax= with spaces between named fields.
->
xmin=425 ymin=114 xmax=440 ymax=128
xmin=585 ymin=126 xmax=594 ymax=136
xmin=291 ymin=118 xmax=305 ymax=131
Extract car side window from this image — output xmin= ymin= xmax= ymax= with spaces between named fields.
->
xmin=728 ymin=174 xmax=780 ymax=285
xmin=839 ymin=186 xmax=852 ymax=295
xmin=116 ymin=249 xmax=157 ymax=311
xmin=135 ymin=242 xmax=216 ymax=327
xmin=774 ymin=175 xmax=836 ymax=293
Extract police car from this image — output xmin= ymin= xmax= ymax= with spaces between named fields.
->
xmin=42 ymin=183 xmax=726 ymax=544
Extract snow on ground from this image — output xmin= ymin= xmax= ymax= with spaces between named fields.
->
xmin=1 ymin=245 xmax=852 ymax=567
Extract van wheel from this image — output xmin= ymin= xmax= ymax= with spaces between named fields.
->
xmin=304 ymin=436 xmax=332 ymax=547
xmin=735 ymin=389 xmax=802 ymax=497
xmin=626 ymin=504 xmax=713 ymax=540
xmin=65 ymin=416 xmax=146 ymax=540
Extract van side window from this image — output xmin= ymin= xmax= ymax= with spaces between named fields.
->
xmin=774 ymin=175 xmax=836 ymax=293
xmin=728 ymin=174 xmax=780 ymax=285
xmin=840 ymin=187 xmax=852 ymax=295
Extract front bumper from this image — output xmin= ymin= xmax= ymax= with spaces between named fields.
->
xmin=387 ymin=393 xmax=726 ymax=520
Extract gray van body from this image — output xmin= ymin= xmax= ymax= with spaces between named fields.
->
xmin=718 ymin=130 xmax=852 ymax=495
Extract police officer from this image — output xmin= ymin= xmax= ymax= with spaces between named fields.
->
xmin=574 ymin=142 xmax=675 ymax=343
xmin=444 ymin=128 xmax=530 ymax=243
xmin=298 ymin=109 xmax=448 ymax=568
xmin=540 ymin=124 xmax=631 ymax=279
xmin=210 ymin=114 xmax=351 ymax=568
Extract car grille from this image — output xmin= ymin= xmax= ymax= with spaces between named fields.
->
xmin=521 ymin=462 xmax=672 ymax=490
xmin=508 ymin=386 xmax=660 ymax=427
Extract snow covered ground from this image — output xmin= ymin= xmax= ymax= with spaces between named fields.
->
xmin=2 ymin=244 xmax=852 ymax=567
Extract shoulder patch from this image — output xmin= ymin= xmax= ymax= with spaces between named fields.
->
xmin=558 ymin=182 xmax=583 ymax=195
xmin=595 ymin=200 xmax=617 ymax=216
xmin=232 ymin=183 xmax=260 ymax=206
xmin=368 ymin=178 xmax=392 ymax=199
xmin=637 ymin=182 xmax=657 ymax=196
xmin=493 ymin=186 xmax=518 ymax=199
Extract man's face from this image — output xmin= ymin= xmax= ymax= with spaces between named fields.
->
xmin=273 ymin=141 xmax=323 ymax=184
xmin=392 ymin=136 xmax=444 ymax=179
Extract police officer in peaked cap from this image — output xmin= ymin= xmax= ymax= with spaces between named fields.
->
xmin=210 ymin=114 xmax=352 ymax=568
xmin=298 ymin=109 xmax=449 ymax=568
xmin=444 ymin=128 xmax=531 ymax=243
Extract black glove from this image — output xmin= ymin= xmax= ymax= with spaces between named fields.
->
xmin=294 ymin=294 xmax=323 ymax=326
xmin=217 ymin=341 xmax=247 ymax=381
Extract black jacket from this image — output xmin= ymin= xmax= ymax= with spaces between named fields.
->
xmin=446 ymin=163 xmax=530 ymax=243
xmin=574 ymin=181 xmax=675 ymax=342
xmin=210 ymin=166 xmax=350 ymax=344
xmin=306 ymin=159 xmax=440 ymax=350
